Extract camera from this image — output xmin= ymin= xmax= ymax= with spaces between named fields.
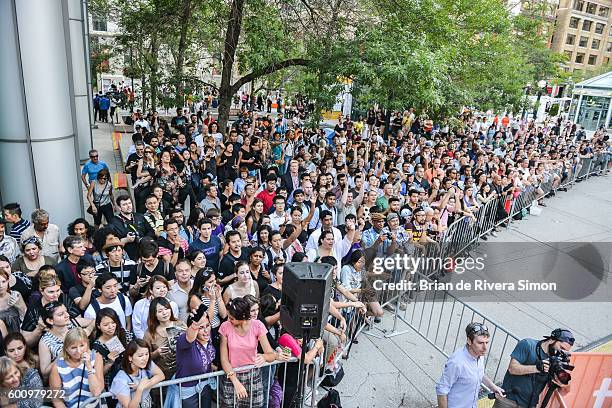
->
xmin=547 ymin=346 xmax=574 ymax=385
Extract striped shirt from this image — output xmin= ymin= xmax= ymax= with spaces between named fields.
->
xmin=9 ymin=219 xmax=30 ymax=245
xmin=95 ymin=259 xmax=137 ymax=294
xmin=56 ymin=350 xmax=98 ymax=408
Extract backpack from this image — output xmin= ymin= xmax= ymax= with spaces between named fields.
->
xmin=266 ymin=247 xmax=288 ymax=271
xmin=317 ymin=388 xmax=342 ymax=408
xmin=99 ymin=97 xmax=110 ymax=110
xmin=90 ymin=292 xmax=128 ymax=315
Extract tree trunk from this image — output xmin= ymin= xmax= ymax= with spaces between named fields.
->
xmin=218 ymin=0 xmax=246 ymax=133
xmin=175 ymin=0 xmax=193 ymax=108
xmin=150 ymin=32 xmax=159 ymax=112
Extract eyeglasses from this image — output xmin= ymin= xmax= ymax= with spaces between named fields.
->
xmin=80 ymin=271 xmax=96 ymax=277
xmin=468 ymin=323 xmax=489 ymax=337
xmin=90 ymin=155 xmax=98 ymax=158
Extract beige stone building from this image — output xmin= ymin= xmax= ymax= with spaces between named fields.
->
xmin=550 ymin=0 xmax=612 ymax=73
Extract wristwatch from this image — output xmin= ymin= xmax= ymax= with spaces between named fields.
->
xmin=87 ymin=368 xmax=96 ymax=375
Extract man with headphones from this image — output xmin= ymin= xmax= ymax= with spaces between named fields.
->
xmin=493 ymin=328 xmax=575 ymax=408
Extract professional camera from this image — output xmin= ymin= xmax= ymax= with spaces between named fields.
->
xmin=547 ymin=346 xmax=574 ymax=385
xmin=539 ymin=346 xmax=574 ymax=408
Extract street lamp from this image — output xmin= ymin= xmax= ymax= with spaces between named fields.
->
xmin=521 ymin=83 xmax=532 ymax=121
xmin=532 ymin=80 xmax=547 ymax=122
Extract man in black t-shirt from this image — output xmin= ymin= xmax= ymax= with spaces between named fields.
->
xmin=217 ymin=230 xmax=249 ymax=286
xmin=129 ymin=239 xmax=175 ymax=300
xmin=171 ymin=108 xmax=189 ymax=134
xmin=125 ymin=141 xmax=145 ymax=184
xmin=109 ymin=195 xmax=155 ymax=260
xmin=69 ymin=260 xmax=98 ymax=311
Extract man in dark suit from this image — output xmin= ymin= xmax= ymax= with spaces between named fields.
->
xmin=281 ymin=159 xmax=301 ymax=196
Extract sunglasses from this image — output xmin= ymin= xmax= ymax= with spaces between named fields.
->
xmin=106 ymin=245 xmax=122 ymax=252
xmin=468 ymin=323 xmax=489 ymax=337
xmin=90 ymin=155 xmax=98 ymax=158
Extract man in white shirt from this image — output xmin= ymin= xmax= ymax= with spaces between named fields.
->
xmin=305 ymin=210 xmax=343 ymax=252
xmin=133 ymin=112 xmax=150 ymax=132
xmin=269 ymin=196 xmax=289 ymax=230
xmin=308 ymin=192 xmax=338 ymax=230
xmin=84 ymin=273 xmax=132 ymax=331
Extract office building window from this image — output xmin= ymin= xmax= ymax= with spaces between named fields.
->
xmin=592 ymin=39 xmax=600 ymax=49
xmin=579 ymin=36 xmax=589 ymax=47
xmin=573 ymin=0 xmax=584 ymax=11
xmin=583 ymin=20 xmax=592 ymax=32
xmin=576 ymin=53 xmax=585 ymax=63
xmin=570 ymin=17 xmax=580 ymax=29
xmin=588 ymin=54 xmax=597 ymax=65
xmin=585 ymin=2 xmax=596 ymax=14
xmin=599 ymin=7 xmax=609 ymax=18
xmin=566 ymin=34 xmax=576 ymax=45
xmin=595 ymin=23 xmax=605 ymax=35
xmin=607 ymin=42 xmax=612 ymax=52
xmin=92 ymin=14 xmax=107 ymax=32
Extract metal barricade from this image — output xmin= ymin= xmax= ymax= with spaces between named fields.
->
xmin=365 ymin=154 xmax=609 ymax=381
xmin=80 ymin=357 xmax=330 ymax=408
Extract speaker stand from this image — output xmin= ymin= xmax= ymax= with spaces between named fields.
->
xmin=291 ymin=329 xmax=311 ymax=408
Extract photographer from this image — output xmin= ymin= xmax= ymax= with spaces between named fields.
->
xmin=493 ymin=328 xmax=574 ymax=408
xmin=109 ymin=195 xmax=155 ymax=260
xmin=436 ymin=323 xmax=504 ymax=408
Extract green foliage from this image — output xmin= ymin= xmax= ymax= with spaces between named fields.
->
xmin=93 ymin=0 xmax=566 ymax=121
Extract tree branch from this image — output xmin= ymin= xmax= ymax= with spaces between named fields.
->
xmin=231 ymin=58 xmax=310 ymax=93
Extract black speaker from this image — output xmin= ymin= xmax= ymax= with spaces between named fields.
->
xmin=280 ymin=262 xmax=332 ymax=338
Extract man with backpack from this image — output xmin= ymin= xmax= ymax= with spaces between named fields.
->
xmin=84 ymin=272 xmax=132 ymax=331
xmin=98 ymin=92 xmax=110 ymax=122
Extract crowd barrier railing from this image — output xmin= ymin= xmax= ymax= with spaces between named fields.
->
xmin=363 ymin=154 xmax=609 ymax=385
xmin=80 ymin=356 xmax=335 ymax=408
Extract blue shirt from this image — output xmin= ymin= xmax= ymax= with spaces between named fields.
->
xmin=435 ymin=346 xmax=484 ymax=408
xmin=81 ymin=160 xmax=109 ymax=182
xmin=501 ymin=338 xmax=549 ymax=407
xmin=189 ymin=235 xmax=222 ymax=272
xmin=361 ymin=227 xmax=389 ymax=257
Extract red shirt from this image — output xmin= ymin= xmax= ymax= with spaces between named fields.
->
xmin=256 ymin=189 xmax=277 ymax=213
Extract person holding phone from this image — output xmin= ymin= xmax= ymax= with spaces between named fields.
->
xmin=219 ymin=297 xmax=288 ymax=408
xmin=175 ymin=304 xmax=216 ymax=408
xmin=110 ymin=339 xmax=165 ymax=408
xmin=49 ymin=327 xmax=105 ymax=408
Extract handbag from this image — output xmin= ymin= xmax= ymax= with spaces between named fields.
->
xmin=87 ymin=182 xmax=108 ymax=215
xmin=317 ymin=388 xmax=342 ymax=408
xmin=320 ymin=365 xmax=345 ymax=387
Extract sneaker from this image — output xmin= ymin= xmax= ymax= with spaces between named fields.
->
xmin=490 ymin=231 xmax=498 ymax=237
xmin=399 ymin=302 xmax=407 ymax=311
xmin=481 ymin=235 xmax=488 ymax=241
xmin=374 ymin=317 xmax=382 ymax=323
xmin=538 ymin=201 xmax=547 ymax=207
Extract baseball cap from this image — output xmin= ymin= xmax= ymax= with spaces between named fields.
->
xmin=387 ymin=213 xmax=399 ymax=222
xmin=546 ymin=329 xmax=575 ymax=346
xmin=400 ymin=208 xmax=412 ymax=219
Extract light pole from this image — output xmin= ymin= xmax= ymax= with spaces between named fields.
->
xmin=521 ymin=82 xmax=532 ymax=121
xmin=532 ymin=79 xmax=547 ymax=122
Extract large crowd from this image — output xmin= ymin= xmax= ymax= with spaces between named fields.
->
xmin=0 ymin=99 xmax=610 ymax=408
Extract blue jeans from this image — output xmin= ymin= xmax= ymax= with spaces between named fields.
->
xmin=181 ymin=385 xmax=212 ymax=408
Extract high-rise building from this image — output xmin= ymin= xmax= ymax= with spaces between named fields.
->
xmin=551 ymin=0 xmax=612 ymax=73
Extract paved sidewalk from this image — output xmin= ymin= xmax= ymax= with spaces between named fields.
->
xmin=337 ymin=174 xmax=612 ymax=407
